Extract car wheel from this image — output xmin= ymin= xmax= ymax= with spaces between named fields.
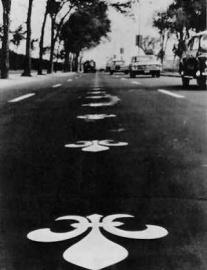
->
xmin=197 ymin=76 xmax=206 ymax=90
xmin=130 ymin=72 xmax=135 ymax=78
xmin=110 ymin=71 xmax=114 ymax=75
xmin=182 ymin=76 xmax=190 ymax=88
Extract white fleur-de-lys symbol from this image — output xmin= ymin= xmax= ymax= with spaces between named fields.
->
xmin=65 ymin=140 xmax=128 ymax=152
xmin=27 ymin=214 xmax=168 ymax=270
xmin=87 ymin=91 xmax=106 ymax=95
xmin=82 ymin=95 xmax=120 ymax=107
xmin=77 ymin=114 xmax=116 ymax=121
xmin=85 ymin=95 xmax=107 ymax=99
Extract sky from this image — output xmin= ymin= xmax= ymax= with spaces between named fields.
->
xmin=0 ymin=0 xmax=173 ymax=68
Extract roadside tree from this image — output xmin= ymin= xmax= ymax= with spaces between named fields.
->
xmin=22 ymin=0 xmax=34 ymax=76
xmin=153 ymin=0 xmax=206 ymax=60
xmin=153 ymin=11 xmax=173 ymax=63
xmin=0 ymin=0 xmax=11 ymax=79
xmin=60 ymin=0 xmax=110 ymax=72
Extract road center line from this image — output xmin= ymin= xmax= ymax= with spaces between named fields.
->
xmin=52 ymin=84 xmax=62 ymax=88
xmin=158 ymin=89 xmax=185 ymax=99
xmin=132 ymin=81 xmax=141 ymax=85
xmin=8 ymin=93 xmax=35 ymax=103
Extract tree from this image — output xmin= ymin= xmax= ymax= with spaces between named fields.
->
xmin=168 ymin=0 xmax=206 ymax=58
xmin=0 ymin=0 xmax=11 ymax=79
xmin=61 ymin=0 xmax=110 ymax=71
xmin=10 ymin=24 xmax=26 ymax=50
xmin=141 ymin=36 xmax=159 ymax=55
xmin=153 ymin=11 xmax=173 ymax=63
xmin=22 ymin=0 xmax=34 ymax=76
xmin=153 ymin=0 xmax=206 ymax=60
xmin=38 ymin=0 xmax=132 ymax=75
xmin=38 ymin=1 xmax=49 ymax=75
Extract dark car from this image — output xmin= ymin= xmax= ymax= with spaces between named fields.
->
xmin=129 ymin=55 xmax=162 ymax=78
xmin=179 ymin=31 xmax=207 ymax=89
xmin=83 ymin=60 xmax=96 ymax=73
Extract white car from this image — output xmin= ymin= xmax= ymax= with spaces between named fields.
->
xmin=110 ymin=60 xmax=129 ymax=75
xmin=129 ymin=55 xmax=162 ymax=78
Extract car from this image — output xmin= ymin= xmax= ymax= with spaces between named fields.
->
xmin=105 ymin=62 xmax=111 ymax=73
xmin=109 ymin=60 xmax=129 ymax=75
xmin=179 ymin=30 xmax=207 ymax=89
xmin=83 ymin=60 xmax=96 ymax=73
xmin=129 ymin=55 xmax=162 ymax=78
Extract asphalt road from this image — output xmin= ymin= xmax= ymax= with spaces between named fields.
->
xmin=0 ymin=72 xmax=207 ymax=270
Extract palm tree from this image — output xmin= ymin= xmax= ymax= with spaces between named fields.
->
xmin=22 ymin=0 xmax=34 ymax=76
xmin=0 ymin=0 xmax=12 ymax=79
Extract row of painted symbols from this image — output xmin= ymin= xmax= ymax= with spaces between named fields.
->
xmin=65 ymin=86 xmax=128 ymax=152
xmin=27 ymin=83 xmax=169 ymax=270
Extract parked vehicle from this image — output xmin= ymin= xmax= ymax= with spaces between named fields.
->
xmin=179 ymin=30 xmax=207 ymax=89
xmin=83 ymin=60 xmax=96 ymax=73
xmin=129 ymin=55 xmax=162 ymax=78
xmin=109 ymin=60 xmax=129 ymax=75
xmin=105 ymin=62 xmax=111 ymax=73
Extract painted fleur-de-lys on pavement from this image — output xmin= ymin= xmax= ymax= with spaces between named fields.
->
xmin=82 ymin=95 xmax=120 ymax=107
xmin=65 ymin=140 xmax=128 ymax=152
xmin=27 ymin=214 xmax=168 ymax=270
xmin=85 ymin=95 xmax=106 ymax=99
xmin=87 ymin=91 xmax=106 ymax=95
xmin=77 ymin=114 xmax=116 ymax=121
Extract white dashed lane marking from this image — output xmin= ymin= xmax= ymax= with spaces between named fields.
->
xmin=67 ymin=79 xmax=73 ymax=82
xmin=132 ymin=81 xmax=141 ymax=85
xmin=8 ymin=93 xmax=35 ymax=103
xmin=158 ymin=89 xmax=185 ymax=99
xmin=52 ymin=84 xmax=62 ymax=88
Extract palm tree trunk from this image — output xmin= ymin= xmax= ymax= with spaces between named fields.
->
xmin=1 ymin=0 xmax=11 ymax=79
xmin=22 ymin=0 xmax=33 ymax=76
xmin=48 ymin=15 xmax=55 ymax=74
xmin=75 ymin=52 xmax=80 ymax=72
xmin=38 ymin=3 xmax=48 ymax=75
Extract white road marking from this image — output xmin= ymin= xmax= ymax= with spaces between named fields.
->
xmin=65 ymin=140 xmax=128 ymax=152
xmin=82 ymin=95 xmax=120 ymax=107
xmin=67 ymin=79 xmax=73 ymax=82
xmin=87 ymin=91 xmax=106 ymax=95
xmin=52 ymin=84 xmax=62 ymax=88
xmin=121 ymin=78 xmax=127 ymax=80
xmin=77 ymin=114 xmax=116 ymax=121
xmin=132 ymin=81 xmax=141 ymax=85
xmin=8 ymin=93 xmax=35 ymax=103
xmin=27 ymin=214 xmax=168 ymax=270
xmin=85 ymin=96 xmax=106 ymax=99
xmin=158 ymin=89 xmax=185 ymax=99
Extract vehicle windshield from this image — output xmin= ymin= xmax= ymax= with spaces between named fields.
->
xmin=132 ymin=55 xmax=156 ymax=63
xmin=200 ymin=35 xmax=207 ymax=50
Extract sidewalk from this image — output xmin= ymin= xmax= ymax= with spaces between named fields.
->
xmin=161 ymin=71 xmax=180 ymax=77
xmin=0 ymin=70 xmax=76 ymax=89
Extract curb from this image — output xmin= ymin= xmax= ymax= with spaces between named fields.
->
xmin=161 ymin=72 xmax=180 ymax=78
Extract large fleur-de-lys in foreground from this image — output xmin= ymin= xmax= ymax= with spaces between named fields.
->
xmin=65 ymin=140 xmax=128 ymax=152
xmin=27 ymin=214 xmax=168 ymax=270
